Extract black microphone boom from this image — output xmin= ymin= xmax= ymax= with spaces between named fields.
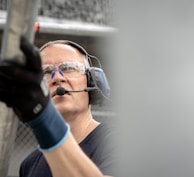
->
xmin=84 ymin=87 xmax=98 ymax=92
xmin=56 ymin=87 xmax=98 ymax=96
xmin=56 ymin=87 xmax=68 ymax=95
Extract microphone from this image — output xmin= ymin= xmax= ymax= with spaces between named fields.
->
xmin=56 ymin=87 xmax=98 ymax=96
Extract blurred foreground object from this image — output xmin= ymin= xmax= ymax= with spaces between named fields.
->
xmin=0 ymin=0 xmax=39 ymax=176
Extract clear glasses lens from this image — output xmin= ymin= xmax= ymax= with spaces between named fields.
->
xmin=43 ymin=61 xmax=86 ymax=81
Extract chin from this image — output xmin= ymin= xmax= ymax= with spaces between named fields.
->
xmin=54 ymin=102 xmax=70 ymax=112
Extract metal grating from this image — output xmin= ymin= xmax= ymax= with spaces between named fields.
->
xmin=39 ymin=0 xmax=114 ymax=25
xmin=8 ymin=122 xmax=37 ymax=176
xmin=0 ymin=0 xmax=115 ymax=25
xmin=0 ymin=0 xmax=7 ymax=10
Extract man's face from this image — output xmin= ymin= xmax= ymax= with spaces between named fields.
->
xmin=40 ymin=43 xmax=89 ymax=120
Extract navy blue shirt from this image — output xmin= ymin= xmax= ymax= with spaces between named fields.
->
xmin=19 ymin=122 xmax=116 ymax=177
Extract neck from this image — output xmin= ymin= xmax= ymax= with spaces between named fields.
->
xmin=65 ymin=110 xmax=100 ymax=143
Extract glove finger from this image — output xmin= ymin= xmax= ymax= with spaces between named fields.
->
xmin=20 ymin=36 xmax=42 ymax=72
xmin=0 ymin=93 xmax=28 ymax=110
xmin=0 ymin=80 xmax=45 ymax=101
xmin=0 ymin=92 xmax=18 ymax=107
xmin=0 ymin=75 xmax=17 ymax=90
xmin=0 ymin=76 xmax=30 ymax=96
xmin=0 ymin=63 xmax=24 ymax=80
xmin=0 ymin=63 xmax=42 ymax=83
xmin=0 ymin=85 xmax=32 ymax=106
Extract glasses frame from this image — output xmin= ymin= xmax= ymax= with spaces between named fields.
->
xmin=42 ymin=61 xmax=87 ymax=81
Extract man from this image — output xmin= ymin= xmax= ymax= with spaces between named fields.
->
xmin=0 ymin=37 xmax=116 ymax=177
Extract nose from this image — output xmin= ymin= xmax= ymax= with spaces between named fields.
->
xmin=51 ymin=69 xmax=66 ymax=85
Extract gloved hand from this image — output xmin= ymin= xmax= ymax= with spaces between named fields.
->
xmin=0 ymin=37 xmax=69 ymax=151
xmin=0 ymin=37 xmax=50 ymax=122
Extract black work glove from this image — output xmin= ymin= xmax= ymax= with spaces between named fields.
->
xmin=0 ymin=37 xmax=50 ymax=122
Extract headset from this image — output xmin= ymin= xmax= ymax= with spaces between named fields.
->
xmin=40 ymin=40 xmax=110 ymax=105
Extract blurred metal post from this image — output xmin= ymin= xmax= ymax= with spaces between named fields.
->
xmin=0 ymin=0 xmax=39 ymax=176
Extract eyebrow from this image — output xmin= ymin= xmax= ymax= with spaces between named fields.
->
xmin=42 ymin=64 xmax=54 ymax=69
xmin=42 ymin=62 xmax=85 ymax=69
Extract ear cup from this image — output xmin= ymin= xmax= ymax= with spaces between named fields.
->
xmin=87 ymin=67 xmax=110 ymax=105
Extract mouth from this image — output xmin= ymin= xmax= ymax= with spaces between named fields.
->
xmin=51 ymin=90 xmax=56 ymax=98
xmin=51 ymin=86 xmax=59 ymax=98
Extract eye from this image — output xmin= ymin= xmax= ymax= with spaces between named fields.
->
xmin=42 ymin=65 xmax=54 ymax=74
xmin=68 ymin=66 xmax=77 ymax=72
xmin=43 ymin=70 xmax=51 ymax=75
xmin=60 ymin=64 xmax=76 ymax=73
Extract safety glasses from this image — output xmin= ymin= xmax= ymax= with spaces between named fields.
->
xmin=42 ymin=61 xmax=86 ymax=81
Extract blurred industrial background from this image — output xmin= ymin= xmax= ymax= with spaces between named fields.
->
xmin=0 ymin=0 xmax=116 ymax=176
